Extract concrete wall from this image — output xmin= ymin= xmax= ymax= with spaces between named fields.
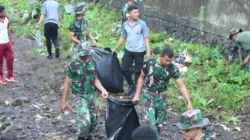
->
xmin=101 ymin=0 xmax=250 ymax=37
xmin=100 ymin=0 xmax=250 ymax=49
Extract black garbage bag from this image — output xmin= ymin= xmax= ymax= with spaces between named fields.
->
xmin=105 ymin=98 xmax=140 ymax=140
xmin=90 ymin=47 xmax=124 ymax=93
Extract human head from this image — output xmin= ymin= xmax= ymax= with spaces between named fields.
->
xmin=132 ymin=125 xmax=157 ymax=140
xmin=176 ymin=109 xmax=209 ymax=140
xmin=76 ymin=41 xmax=91 ymax=59
xmin=74 ymin=5 xmax=87 ymax=18
xmin=0 ymin=6 xmax=6 ymax=17
xmin=128 ymin=5 xmax=139 ymax=20
xmin=229 ymin=28 xmax=243 ymax=40
xmin=158 ymin=45 xmax=174 ymax=66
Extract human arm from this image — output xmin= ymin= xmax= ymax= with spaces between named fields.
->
xmin=112 ymin=36 xmax=126 ymax=53
xmin=60 ymin=77 xmax=71 ymax=112
xmin=59 ymin=13 xmax=63 ymax=28
xmin=69 ymin=32 xmax=81 ymax=44
xmin=8 ymin=24 xmax=14 ymax=45
xmin=243 ymin=54 xmax=250 ymax=64
xmin=36 ymin=14 xmax=45 ymax=30
xmin=175 ymin=79 xmax=193 ymax=110
xmin=132 ymin=71 xmax=145 ymax=102
xmin=36 ymin=3 xmax=46 ymax=30
xmin=88 ymin=31 xmax=100 ymax=47
xmin=112 ymin=23 xmax=127 ymax=53
xmin=94 ymin=75 xmax=109 ymax=99
xmin=58 ymin=6 xmax=63 ymax=28
xmin=142 ymin=22 xmax=150 ymax=59
xmin=144 ymin=37 xmax=151 ymax=59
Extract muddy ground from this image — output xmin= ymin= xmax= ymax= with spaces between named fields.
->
xmin=0 ymin=37 xmax=250 ymax=140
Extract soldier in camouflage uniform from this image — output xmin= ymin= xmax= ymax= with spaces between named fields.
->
xmin=122 ymin=0 xmax=143 ymax=23
xmin=176 ymin=109 xmax=212 ymax=140
xmin=225 ymin=28 xmax=250 ymax=73
xmin=60 ymin=42 xmax=108 ymax=140
xmin=132 ymin=46 xmax=193 ymax=140
xmin=69 ymin=5 xmax=100 ymax=60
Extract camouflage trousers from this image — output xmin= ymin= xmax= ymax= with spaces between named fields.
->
xmin=73 ymin=92 xmax=97 ymax=138
xmin=142 ymin=90 xmax=167 ymax=140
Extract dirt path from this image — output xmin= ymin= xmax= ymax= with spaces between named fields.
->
xmin=0 ymin=37 xmax=249 ymax=140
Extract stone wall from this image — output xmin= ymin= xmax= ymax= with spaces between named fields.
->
xmin=98 ymin=0 xmax=250 ymax=56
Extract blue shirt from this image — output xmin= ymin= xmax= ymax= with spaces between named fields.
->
xmin=41 ymin=0 xmax=61 ymax=24
xmin=122 ymin=19 xmax=148 ymax=52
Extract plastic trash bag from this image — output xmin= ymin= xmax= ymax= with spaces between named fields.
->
xmin=91 ymin=47 xmax=124 ymax=93
xmin=105 ymin=98 xmax=140 ymax=140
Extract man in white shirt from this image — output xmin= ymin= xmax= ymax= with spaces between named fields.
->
xmin=0 ymin=6 xmax=19 ymax=85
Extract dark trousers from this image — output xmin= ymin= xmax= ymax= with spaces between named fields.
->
xmin=121 ymin=49 xmax=146 ymax=85
xmin=44 ymin=22 xmax=59 ymax=55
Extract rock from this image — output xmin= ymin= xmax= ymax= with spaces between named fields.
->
xmin=11 ymin=99 xmax=24 ymax=107
xmin=206 ymin=126 xmax=214 ymax=132
xmin=237 ymin=115 xmax=246 ymax=121
xmin=0 ymin=110 xmax=4 ymax=115
xmin=27 ymin=125 xmax=34 ymax=129
xmin=19 ymin=134 xmax=27 ymax=139
xmin=15 ymin=125 xmax=23 ymax=130
xmin=0 ymin=133 xmax=18 ymax=140
xmin=4 ymin=110 xmax=16 ymax=117
xmin=51 ymin=119 xmax=59 ymax=125
xmin=68 ymin=127 xmax=77 ymax=133
xmin=43 ymin=106 xmax=50 ymax=111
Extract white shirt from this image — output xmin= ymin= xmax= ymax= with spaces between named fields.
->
xmin=0 ymin=16 xmax=9 ymax=44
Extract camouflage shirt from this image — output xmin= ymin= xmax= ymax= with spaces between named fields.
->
xmin=142 ymin=58 xmax=180 ymax=93
xmin=122 ymin=3 xmax=131 ymax=22
xmin=68 ymin=18 xmax=89 ymax=42
xmin=67 ymin=58 xmax=96 ymax=94
xmin=228 ymin=31 xmax=250 ymax=60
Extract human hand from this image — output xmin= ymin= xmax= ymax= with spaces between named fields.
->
xmin=187 ymin=103 xmax=193 ymax=110
xmin=112 ymin=48 xmax=117 ymax=54
xmin=132 ymin=96 xmax=140 ymax=102
xmin=35 ymin=25 xmax=40 ymax=30
xmin=60 ymin=102 xmax=67 ymax=113
xmin=93 ymin=42 xmax=101 ymax=47
xmin=243 ymin=55 xmax=250 ymax=64
xmin=146 ymin=52 xmax=151 ymax=59
xmin=224 ymin=67 xmax=229 ymax=74
xmin=101 ymin=90 xmax=109 ymax=99
xmin=10 ymin=38 xmax=14 ymax=45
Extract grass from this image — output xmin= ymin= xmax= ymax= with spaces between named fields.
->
xmin=1 ymin=0 xmax=250 ymax=121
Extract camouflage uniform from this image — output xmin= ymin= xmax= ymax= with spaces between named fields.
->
xmin=176 ymin=109 xmax=212 ymax=140
xmin=122 ymin=0 xmax=143 ymax=23
xmin=68 ymin=17 xmax=89 ymax=60
xmin=67 ymin=44 xmax=97 ymax=138
xmin=141 ymin=58 xmax=180 ymax=139
xmin=228 ymin=28 xmax=250 ymax=72
xmin=122 ymin=3 xmax=131 ymax=22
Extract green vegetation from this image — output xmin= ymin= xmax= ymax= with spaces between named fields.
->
xmin=198 ymin=5 xmax=205 ymax=33
xmin=1 ymin=0 xmax=249 ymax=120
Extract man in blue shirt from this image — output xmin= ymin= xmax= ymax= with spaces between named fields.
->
xmin=36 ymin=0 xmax=63 ymax=59
xmin=112 ymin=5 xmax=150 ymax=98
